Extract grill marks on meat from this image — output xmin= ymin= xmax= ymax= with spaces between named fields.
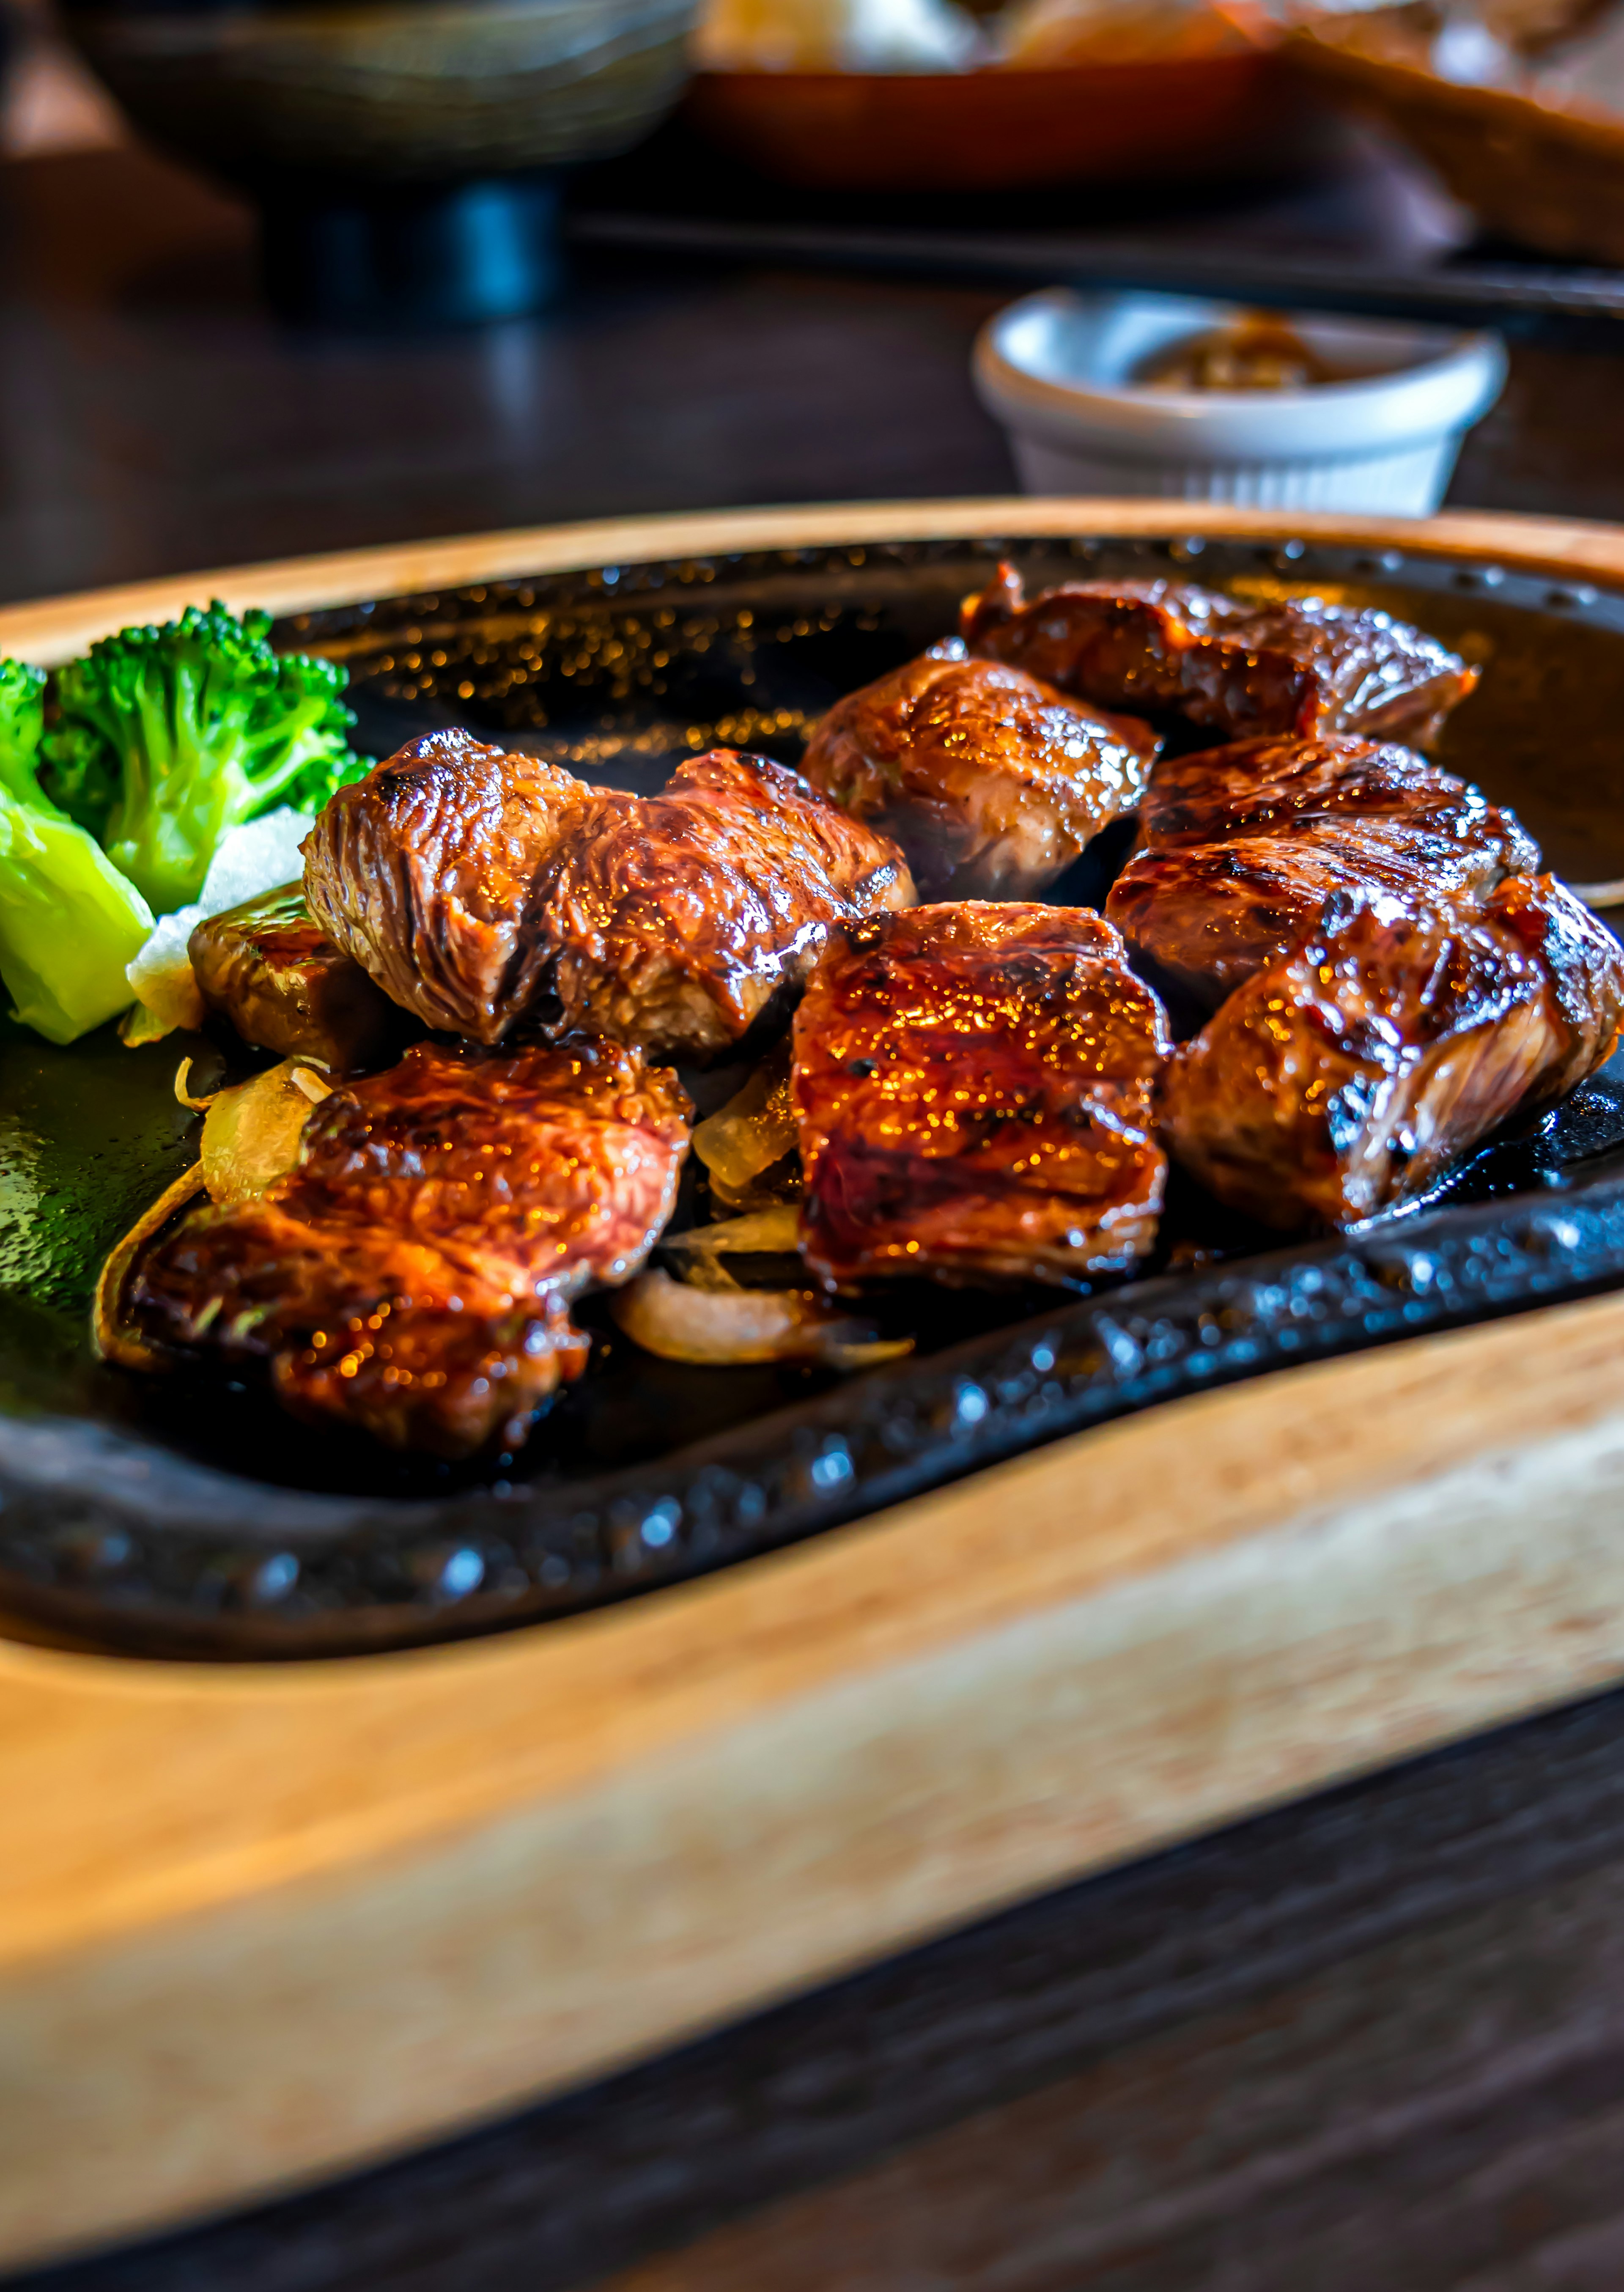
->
xmin=798 ymin=637 xmax=1159 ymax=898
xmin=1136 ymin=733 xmax=1534 ymax=854
xmin=538 ymin=749 xmax=914 ymax=1060
xmin=1106 ymin=735 xmax=1536 ymax=1013
xmin=303 ymin=728 xmax=592 ymax=1044
xmin=130 ymin=1039 xmax=691 ymax=1456
xmin=963 ymin=563 xmax=1478 ymax=745
xmin=1161 ymin=879 xmax=1624 ymax=1230
xmin=304 ymin=735 xmax=913 ymax=1060
xmin=189 ymin=883 xmax=410 ymax=1071
xmin=131 ymin=582 xmax=1616 ymax=1461
xmin=793 ymin=903 xmax=1170 ymax=1289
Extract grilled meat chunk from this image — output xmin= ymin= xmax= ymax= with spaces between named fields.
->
xmin=539 ymin=749 xmax=914 ymax=1060
xmin=130 ymin=1038 xmax=691 ymax=1455
xmin=1106 ymin=735 xmax=1536 ymax=1013
xmin=793 ymin=903 xmax=1170 ymax=1289
xmin=1484 ymin=871 xmax=1624 ymax=1104
xmin=1160 ymin=879 xmax=1624 ymax=1230
xmin=189 ymin=883 xmax=408 ymax=1070
xmin=305 ymin=736 xmax=912 ymax=1060
xmin=798 ymin=637 xmax=1159 ymax=897
xmin=303 ymin=727 xmax=593 ymax=1044
xmin=1136 ymin=733 xmax=1537 ymax=856
xmin=963 ymin=564 xmax=1478 ymax=745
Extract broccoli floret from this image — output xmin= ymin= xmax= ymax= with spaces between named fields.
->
xmin=42 ymin=602 xmax=369 ymax=914
xmin=0 ymin=656 xmax=154 ymax=1044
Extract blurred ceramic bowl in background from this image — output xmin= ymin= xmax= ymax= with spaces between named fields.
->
xmin=60 ymin=0 xmax=698 ymax=181
xmin=59 ymin=0 xmax=700 ymax=322
xmin=974 ymin=288 xmax=1509 ymax=513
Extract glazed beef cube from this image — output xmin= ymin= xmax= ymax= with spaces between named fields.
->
xmin=799 ymin=637 xmax=1158 ymax=897
xmin=963 ymin=564 xmax=1478 ymax=745
xmin=1159 ymin=878 xmax=1624 ymax=1230
xmin=189 ymin=883 xmax=408 ymax=1070
xmin=304 ymin=733 xmax=914 ymax=1060
xmin=1106 ymin=734 xmax=1536 ymax=1015
xmin=132 ymin=1038 xmax=691 ymax=1457
xmin=793 ymin=901 xmax=1170 ymax=1288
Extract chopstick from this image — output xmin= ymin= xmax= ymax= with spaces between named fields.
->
xmin=569 ymin=209 xmax=1624 ymax=329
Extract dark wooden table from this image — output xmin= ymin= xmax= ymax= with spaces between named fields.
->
xmin=11 ymin=136 xmax=1624 ymax=2292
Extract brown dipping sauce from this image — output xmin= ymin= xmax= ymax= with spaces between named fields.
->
xmin=1135 ymin=313 xmax=1345 ymax=393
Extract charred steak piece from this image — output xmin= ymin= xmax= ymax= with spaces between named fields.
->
xmin=539 ymin=749 xmax=914 ymax=1061
xmin=963 ymin=563 xmax=1478 ymax=745
xmin=1106 ymin=735 xmax=1536 ymax=1013
xmin=1484 ymin=871 xmax=1624 ymax=1104
xmin=1160 ymin=878 xmax=1624 ymax=1231
xmin=793 ymin=902 xmax=1171 ymax=1289
xmin=303 ymin=727 xmax=594 ymax=1044
xmin=130 ymin=1038 xmax=691 ymax=1456
xmin=798 ymin=637 xmax=1159 ymax=898
xmin=189 ymin=883 xmax=409 ymax=1071
xmin=304 ymin=735 xmax=913 ymax=1060
xmin=1135 ymin=733 xmax=1537 ymax=856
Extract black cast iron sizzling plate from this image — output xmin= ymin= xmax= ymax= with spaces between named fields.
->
xmin=6 ymin=531 xmax=1624 ymax=1660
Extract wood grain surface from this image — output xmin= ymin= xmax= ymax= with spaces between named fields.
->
xmin=6 ymin=498 xmax=1624 ymax=2275
xmin=19 ymin=1678 xmax=1624 ymax=2291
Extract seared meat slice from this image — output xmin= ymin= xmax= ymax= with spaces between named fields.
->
xmin=189 ymin=883 xmax=409 ymax=1070
xmin=1136 ymin=734 xmax=1538 ymax=859
xmin=793 ymin=903 xmax=1170 ymax=1288
xmin=963 ymin=564 xmax=1478 ymax=745
xmin=130 ymin=1038 xmax=690 ymax=1456
xmin=306 ymin=736 xmax=912 ymax=1061
xmin=1108 ymin=833 xmax=1404 ymax=1013
xmin=798 ymin=637 xmax=1158 ymax=897
xmin=1160 ymin=879 xmax=1624 ymax=1230
xmin=538 ymin=749 xmax=914 ymax=1061
xmin=303 ymin=727 xmax=595 ymax=1043
xmin=1484 ymin=872 xmax=1624 ymax=1104
xmin=1106 ymin=735 xmax=1536 ymax=1013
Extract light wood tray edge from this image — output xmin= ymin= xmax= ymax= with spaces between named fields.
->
xmin=2 ymin=496 xmax=1624 ymax=663
xmin=5 ymin=497 xmax=1624 ymax=2268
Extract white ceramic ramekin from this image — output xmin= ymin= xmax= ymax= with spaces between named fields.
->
xmin=973 ymin=289 xmax=1509 ymax=516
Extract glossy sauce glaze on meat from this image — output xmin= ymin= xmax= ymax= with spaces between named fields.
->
xmin=1160 ymin=878 xmax=1624 ymax=1230
xmin=963 ymin=564 xmax=1478 ymax=745
xmin=1106 ymin=735 xmax=1536 ymax=1015
xmin=798 ymin=637 xmax=1159 ymax=897
xmin=189 ymin=883 xmax=410 ymax=1070
xmin=107 ymin=560 xmax=1624 ymax=1460
xmin=793 ymin=903 xmax=1170 ymax=1289
xmin=304 ymin=736 xmax=913 ymax=1061
xmin=538 ymin=749 xmax=914 ymax=1060
xmin=129 ymin=1039 xmax=691 ymax=1455
xmin=303 ymin=727 xmax=593 ymax=1044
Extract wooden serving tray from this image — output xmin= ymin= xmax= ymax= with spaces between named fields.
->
xmin=8 ymin=499 xmax=1624 ymax=2274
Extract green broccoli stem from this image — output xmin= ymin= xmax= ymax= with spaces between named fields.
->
xmin=0 ymin=790 xmax=153 ymax=1044
xmin=101 ymin=682 xmax=260 ymax=918
xmin=49 ymin=603 xmax=362 ymax=914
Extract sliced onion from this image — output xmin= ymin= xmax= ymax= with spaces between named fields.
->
xmin=611 ymin=1268 xmax=912 ymax=1369
xmin=693 ymin=1048 xmax=799 ymax=1209
xmin=173 ymin=1055 xmax=217 ymax=1112
xmin=93 ymin=1163 xmax=207 ymax=1370
xmin=200 ymin=1058 xmax=333 ymax=1208
xmin=661 ymin=1202 xmax=804 ymax=1272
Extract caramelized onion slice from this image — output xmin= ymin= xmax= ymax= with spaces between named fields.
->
xmin=693 ymin=1046 xmax=799 ymax=1209
xmin=93 ymin=1162 xmax=207 ymax=1370
xmin=200 ymin=1058 xmax=333 ymax=1209
xmin=611 ymin=1268 xmax=912 ymax=1369
xmin=659 ymin=1210 xmax=806 ymax=1283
